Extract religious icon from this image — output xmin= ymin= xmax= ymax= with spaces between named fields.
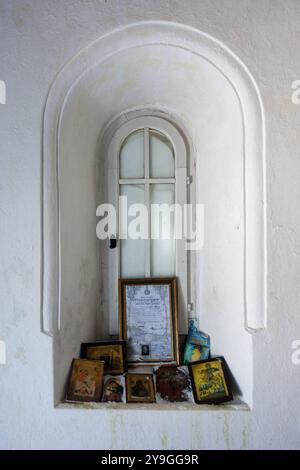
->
xmin=80 ymin=341 xmax=127 ymax=375
xmin=155 ymin=365 xmax=194 ymax=403
xmin=189 ymin=357 xmax=233 ymax=404
xmin=102 ymin=376 xmax=125 ymax=402
xmin=126 ymin=373 xmax=155 ymax=403
xmin=66 ymin=359 xmax=104 ymax=402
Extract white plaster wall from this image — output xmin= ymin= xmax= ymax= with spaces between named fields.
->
xmin=54 ymin=42 xmax=252 ymax=406
xmin=0 ymin=0 xmax=300 ymax=449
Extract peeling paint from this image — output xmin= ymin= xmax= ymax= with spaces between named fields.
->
xmin=241 ymin=427 xmax=248 ymax=450
xmin=222 ymin=415 xmax=230 ymax=450
xmin=13 ymin=346 xmax=27 ymax=365
xmin=12 ymin=3 xmax=33 ymax=29
xmin=160 ymin=431 xmax=168 ymax=449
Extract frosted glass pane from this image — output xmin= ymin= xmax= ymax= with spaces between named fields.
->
xmin=150 ymin=130 xmax=175 ymax=178
xmin=150 ymin=184 xmax=175 ymax=276
xmin=120 ymin=130 xmax=144 ymax=178
xmin=120 ymin=184 xmax=145 ymax=277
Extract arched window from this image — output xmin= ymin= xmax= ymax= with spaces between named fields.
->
xmin=119 ymin=128 xmax=176 ymax=277
xmin=103 ymin=115 xmax=189 ymax=335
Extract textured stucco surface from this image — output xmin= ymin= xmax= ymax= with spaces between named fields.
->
xmin=0 ymin=0 xmax=300 ymax=449
xmin=50 ymin=28 xmax=256 ymax=407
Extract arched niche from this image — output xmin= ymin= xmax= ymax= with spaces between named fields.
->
xmin=42 ymin=21 xmax=266 ymax=407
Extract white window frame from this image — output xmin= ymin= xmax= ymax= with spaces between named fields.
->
xmin=105 ymin=116 xmax=188 ymax=335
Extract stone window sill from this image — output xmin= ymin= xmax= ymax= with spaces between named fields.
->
xmin=56 ymin=398 xmax=250 ymax=412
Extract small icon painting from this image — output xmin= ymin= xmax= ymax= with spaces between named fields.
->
xmin=141 ymin=344 xmax=150 ymax=356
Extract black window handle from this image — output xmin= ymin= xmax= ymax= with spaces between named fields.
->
xmin=109 ymin=236 xmax=117 ymax=249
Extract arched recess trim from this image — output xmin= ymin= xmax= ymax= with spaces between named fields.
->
xmin=42 ymin=21 xmax=266 ymax=337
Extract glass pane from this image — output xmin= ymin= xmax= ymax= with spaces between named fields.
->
xmin=120 ymin=130 xmax=144 ymax=178
xmin=150 ymin=130 xmax=175 ymax=178
xmin=150 ymin=184 xmax=175 ymax=276
xmin=120 ymin=184 xmax=145 ymax=277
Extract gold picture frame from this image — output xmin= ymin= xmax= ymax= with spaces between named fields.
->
xmin=66 ymin=359 xmax=105 ymax=403
xmin=80 ymin=340 xmax=127 ymax=375
xmin=119 ymin=277 xmax=179 ymax=365
xmin=126 ymin=373 xmax=156 ymax=403
xmin=189 ymin=357 xmax=233 ymax=404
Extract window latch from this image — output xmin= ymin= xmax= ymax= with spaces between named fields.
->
xmin=109 ymin=235 xmax=117 ymax=249
xmin=187 ymin=303 xmax=194 ymax=313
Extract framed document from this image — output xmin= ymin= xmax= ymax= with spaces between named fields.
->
xmin=119 ymin=278 xmax=179 ymax=365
